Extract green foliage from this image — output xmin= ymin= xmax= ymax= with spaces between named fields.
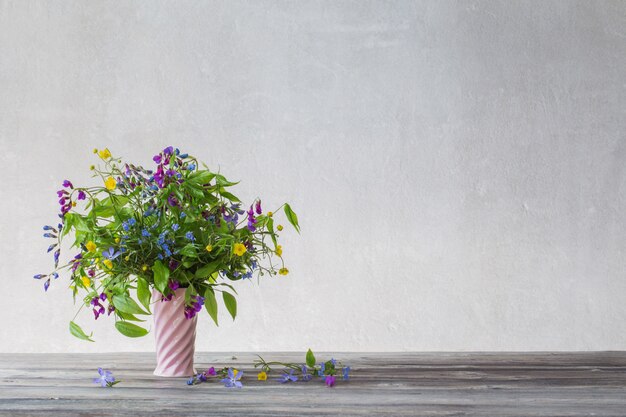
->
xmin=40 ymin=147 xmax=299 ymax=342
xmin=306 ymin=348 xmax=316 ymax=368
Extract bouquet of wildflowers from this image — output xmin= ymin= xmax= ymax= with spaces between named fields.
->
xmin=35 ymin=146 xmax=299 ymax=341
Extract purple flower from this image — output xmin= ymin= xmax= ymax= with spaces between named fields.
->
xmin=220 ymin=368 xmax=243 ymax=388
xmin=163 ymin=146 xmax=174 ymax=155
xmin=33 ymin=274 xmax=46 ymax=280
xmin=77 ymin=190 xmax=86 ymax=200
xmin=301 ymin=365 xmax=312 ymax=381
xmin=342 ymin=366 xmax=351 ymax=381
xmin=56 ymin=190 xmax=67 ymax=198
xmin=207 ymin=367 xmax=216 ymax=376
xmin=99 ymin=292 xmax=107 ymax=302
xmin=165 ymin=169 xmax=177 ymax=177
xmin=87 ymin=269 xmax=95 ymax=277
xmin=102 ymin=247 xmax=121 ymax=260
xmin=47 ymin=244 xmax=57 ymax=253
xmin=153 ymin=154 xmax=162 ymax=164
xmin=93 ymin=368 xmax=116 ymax=387
xmin=167 ymin=194 xmax=179 ymax=207
xmin=247 ymin=205 xmax=257 ymax=232
xmin=62 ymin=180 xmax=73 ymax=189
xmin=43 ymin=279 xmax=50 ymax=291
xmin=325 ymin=375 xmax=336 ymax=387
xmin=278 ymin=369 xmax=298 ymax=383
xmin=168 ymin=280 xmax=180 ymax=291
xmin=255 ymin=199 xmax=262 ymax=215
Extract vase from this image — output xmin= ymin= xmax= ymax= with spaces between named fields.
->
xmin=152 ymin=288 xmax=197 ymax=377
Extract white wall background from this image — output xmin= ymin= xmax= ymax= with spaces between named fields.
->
xmin=0 ymin=1 xmax=624 ymax=353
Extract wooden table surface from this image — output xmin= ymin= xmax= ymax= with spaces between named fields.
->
xmin=1 ymin=352 xmax=625 ymax=416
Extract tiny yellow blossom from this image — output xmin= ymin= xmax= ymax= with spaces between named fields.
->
xmin=93 ymin=148 xmax=98 ymax=154
xmin=257 ymin=371 xmax=267 ymax=381
xmin=103 ymin=259 xmax=113 ymax=269
xmin=124 ymin=255 xmax=130 ymax=261
xmin=275 ymin=245 xmax=283 ymax=257
xmin=104 ymin=176 xmax=116 ymax=190
xmin=71 ymin=201 xmax=77 ymax=207
xmin=142 ymin=264 xmax=148 ymax=271
xmin=81 ymin=276 xmax=91 ymax=287
xmin=267 ymin=211 xmax=273 ymax=217
xmin=86 ymin=241 xmax=97 ymax=253
xmin=279 ymin=267 xmax=289 ymax=275
xmin=233 ymin=243 xmax=247 ymax=256
xmin=115 ymin=237 xmax=120 ymax=244
xmin=98 ymin=148 xmax=111 ymax=159
xmin=205 ymin=244 xmax=213 ymax=253
xmin=89 ymin=165 xmax=95 ymax=170
xmin=277 ymin=224 xmax=283 ymax=231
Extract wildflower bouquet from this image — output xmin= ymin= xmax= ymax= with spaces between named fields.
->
xmin=35 ymin=146 xmax=299 ymax=341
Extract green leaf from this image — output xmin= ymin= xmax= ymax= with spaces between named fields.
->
xmin=195 ymin=260 xmax=221 ymax=278
xmin=306 ymin=348 xmax=316 ymax=368
xmin=153 ymin=260 xmax=169 ymax=293
xmin=69 ymin=321 xmax=94 ymax=342
xmin=136 ymin=277 xmax=151 ymax=312
xmin=112 ymin=294 xmax=149 ymax=315
xmin=115 ymin=321 xmax=149 ymax=338
xmin=116 ymin=311 xmax=146 ymax=322
xmin=179 ymin=244 xmax=198 ymax=258
xmin=284 ymin=204 xmax=300 ymax=233
xmin=216 ymin=174 xmax=239 ymax=187
xmin=219 ymin=189 xmax=240 ymax=203
xmin=188 ymin=170 xmax=216 ymax=185
xmin=222 ymin=292 xmax=237 ymax=320
xmin=267 ymin=217 xmax=278 ymax=248
xmin=204 ymin=288 xmax=219 ymax=326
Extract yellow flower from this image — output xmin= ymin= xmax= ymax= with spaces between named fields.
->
xmin=115 ymin=237 xmax=120 ymax=244
xmin=124 ymin=255 xmax=130 ymax=261
xmin=93 ymin=148 xmax=98 ymax=154
xmin=257 ymin=371 xmax=267 ymax=381
xmin=275 ymin=245 xmax=283 ymax=257
xmin=142 ymin=264 xmax=148 ymax=271
xmin=279 ymin=267 xmax=289 ymax=275
xmin=104 ymin=176 xmax=116 ymax=190
xmin=89 ymin=165 xmax=95 ymax=170
xmin=71 ymin=201 xmax=77 ymax=207
xmin=267 ymin=211 xmax=273 ymax=217
xmin=233 ymin=243 xmax=247 ymax=256
xmin=277 ymin=224 xmax=283 ymax=231
xmin=98 ymin=148 xmax=111 ymax=159
xmin=103 ymin=259 xmax=113 ymax=269
xmin=205 ymin=244 xmax=213 ymax=253
xmin=85 ymin=241 xmax=97 ymax=253
xmin=81 ymin=276 xmax=91 ymax=287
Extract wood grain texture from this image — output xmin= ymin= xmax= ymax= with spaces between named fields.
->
xmin=1 ymin=352 xmax=625 ymax=416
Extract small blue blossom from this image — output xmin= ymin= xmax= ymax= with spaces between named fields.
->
xmin=185 ymin=231 xmax=195 ymax=241
xmin=180 ymin=212 xmax=186 ymax=218
xmin=343 ymin=366 xmax=351 ymax=381
xmin=220 ymin=368 xmax=243 ymax=389
xmin=301 ymin=365 xmax=312 ymax=381
xmin=93 ymin=368 xmax=116 ymax=387
xmin=187 ymin=164 xmax=196 ymax=171
xmin=278 ymin=369 xmax=298 ymax=383
xmin=171 ymin=223 xmax=180 ymax=232
xmin=141 ymin=229 xmax=150 ymax=237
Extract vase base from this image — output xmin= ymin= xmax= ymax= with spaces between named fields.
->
xmin=153 ymin=368 xmax=197 ymax=378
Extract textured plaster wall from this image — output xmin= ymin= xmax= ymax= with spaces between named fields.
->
xmin=0 ymin=1 xmax=625 ymax=353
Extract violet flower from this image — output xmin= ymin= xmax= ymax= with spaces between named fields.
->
xmin=168 ymin=280 xmax=180 ymax=291
xmin=278 ymin=369 xmax=298 ymax=383
xmin=301 ymin=365 xmax=312 ymax=381
xmin=325 ymin=375 xmax=336 ymax=387
xmin=255 ymin=199 xmax=262 ymax=215
xmin=93 ymin=368 xmax=116 ymax=387
xmin=220 ymin=368 xmax=243 ymax=389
xmin=343 ymin=366 xmax=351 ymax=381
xmin=102 ymin=247 xmax=121 ymax=260
xmin=62 ymin=180 xmax=73 ymax=189
xmin=77 ymin=190 xmax=86 ymax=200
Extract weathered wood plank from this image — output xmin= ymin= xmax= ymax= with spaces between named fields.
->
xmin=0 ymin=352 xmax=625 ymax=416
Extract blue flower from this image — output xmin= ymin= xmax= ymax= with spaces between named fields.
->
xmin=220 ymin=368 xmax=243 ymax=389
xmin=330 ymin=358 xmax=337 ymax=366
xmin=187 ymin=164 xmax=196 ymax=171
xmin=278 ymin=369 xmax=298 ymax=383
xmin=319 ymin=362 xmax=326 ymax=381
xmin=342 ymin=366 xmax=351 ymax=381
xmin=141 ymin=229 xmax=150 ymax=237
xmin=93 ymin=368 xmax=116 ymax=387
xmin=33 ymin=274 xmax=46 ymax=280
xmin=185 ymin=231 xmax=195 ymax=241
xmin=301 ymin=365 xmax=312 ymax=381
xmin=102 ymin=247 xmax=121 ymax=260
xmin=128 ymin=218 xmax=136 ymax=226
xmin=180 ymin=212 xmax=186 ymax=218
xmin=172 ymin=223 xmax=180 ymax=231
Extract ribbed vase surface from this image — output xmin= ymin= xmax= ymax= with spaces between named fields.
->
xmin=152 ymin=288 xmax=197 ymax=377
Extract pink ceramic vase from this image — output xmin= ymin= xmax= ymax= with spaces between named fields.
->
xmin=152 ymin=288 xmax=197 ymax=377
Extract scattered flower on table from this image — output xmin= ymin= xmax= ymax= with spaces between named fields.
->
xmin=278 ymin=369 xmax=298 ymax=383
xmin=221 ymin=368 xmax=243 ymax=389
xmin=93 ymin=368 xmax=118 ymax=387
